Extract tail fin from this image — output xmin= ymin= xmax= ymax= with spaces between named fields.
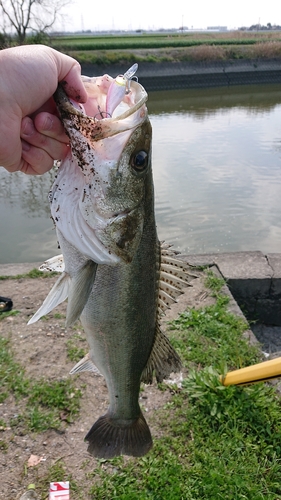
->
xmin=85 ymin=411 xmax=152 ymax=459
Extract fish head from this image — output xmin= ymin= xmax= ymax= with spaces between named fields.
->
xmin=52 ymin=73 xmax=152 ymax=264
xmin=94 ymin=118 xmax=152 ymax=262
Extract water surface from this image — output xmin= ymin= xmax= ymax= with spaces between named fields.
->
xmin=1 ymin=84 xmax=281 ymax=263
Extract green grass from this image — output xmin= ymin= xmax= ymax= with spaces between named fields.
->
xmin=0 ymin=309 xmax=20 ymax=321
xmin=50 ymin=33 xmax=281 ymax=52
xmin=66 ymin=334 xmax=87 ymax=363
xmin=0 ymin=336 xmax=81 ymax=432
xmin=169 ymin=294 xmax=261 ymax=369
xmin=0 ymin=268 xmax=58 ymax=280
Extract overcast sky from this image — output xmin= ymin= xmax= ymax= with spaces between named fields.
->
xmin=60 ymin=0 xmax=281 ymax=32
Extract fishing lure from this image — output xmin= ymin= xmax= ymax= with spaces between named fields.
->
xmin=105 ymin=63 xmax=138 ymax=117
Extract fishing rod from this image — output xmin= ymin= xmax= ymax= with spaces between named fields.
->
xmin=221 ymin=357 xmax=281 ymax=386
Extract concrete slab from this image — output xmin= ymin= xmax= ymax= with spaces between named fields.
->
xmin=184 ymin=251 xmax=273 ymax=280
xmin=183 ymin=251 xmax=281 ymax=325
xmin=252 ymin=324 xmax=281 ymax=354
xmin=266 ymin=253 xmax=281 ymax=298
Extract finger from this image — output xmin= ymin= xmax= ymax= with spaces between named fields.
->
xmin=56 ymin=55 xmax=87 ymax=103
xmin=21 ymin=113 xmax=68 ymax=165
xmin=33 ymin=112 xmax=68 ymax=142
xmin=22 ymin=114 xmax=68 ymax=144
xmin=21 ymin=139 xmax=69 ymax=175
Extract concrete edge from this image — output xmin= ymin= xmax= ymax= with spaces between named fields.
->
xmin=0 ymin=262 xmax=42 ymax=277
xmin=80 ymin=59 xmax=281 ymax=91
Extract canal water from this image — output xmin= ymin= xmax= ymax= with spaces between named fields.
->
xmin=1 ymin=84 xmax=281 ymax=264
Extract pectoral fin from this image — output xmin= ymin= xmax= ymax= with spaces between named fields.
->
xmin=28 ymin=271 xmax=70 ymax=324
xmin=70 ymin=353 xmax=101 ymax=376
xmin=65 ymin=260 xmax=97 ymax=327
xmin=28 ymin=260 xmax=97 ymax=326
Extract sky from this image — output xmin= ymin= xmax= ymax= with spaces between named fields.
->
xmin=60 ymin=0 xmax=281 ymax=32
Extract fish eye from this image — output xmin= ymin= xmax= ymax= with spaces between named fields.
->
xmin=130 ymin=150 xmax=148 ymax=171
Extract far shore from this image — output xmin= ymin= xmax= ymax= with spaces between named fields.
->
xmin=79 ymin=58 xmax=281 ymax=91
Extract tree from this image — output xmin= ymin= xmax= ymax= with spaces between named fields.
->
xmin=0 ymin=0 xmax=71 ymax=45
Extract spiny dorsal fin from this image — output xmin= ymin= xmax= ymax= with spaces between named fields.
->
xmin=141 ymin=325 xmax=182 ymax=384
xmin=158 ymin=242 xmax=198 ymax=315
xmin=70 ymin=353 xmax=101 ymax=376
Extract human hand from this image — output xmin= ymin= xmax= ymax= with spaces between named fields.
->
xmin=0 ymin=44 xmax=87 ymax=175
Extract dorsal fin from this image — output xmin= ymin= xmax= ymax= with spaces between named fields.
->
xmin=140 ymin=242 xmax=198 ymax=385
xmin=141 ymin=325 xmax=182 ymax=384
xmin=158 ymin=242 xmax=198 ymax=315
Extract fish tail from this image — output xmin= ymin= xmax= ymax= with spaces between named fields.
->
xmin=85 ymin=411 xmax=152 ymax=459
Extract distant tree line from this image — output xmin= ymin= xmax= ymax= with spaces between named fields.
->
xmin=239 ymin=23 xmax=281 ymax=31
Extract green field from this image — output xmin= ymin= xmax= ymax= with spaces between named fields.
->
xmin=48 ymin=31 xmax=281 ymax=65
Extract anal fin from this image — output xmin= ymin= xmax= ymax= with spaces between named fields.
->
xmin=85 ymin=411 xmax=152 ymax=458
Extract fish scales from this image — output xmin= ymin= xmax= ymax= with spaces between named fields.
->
xmin=29 ymin=67 xmax=195 ymax=458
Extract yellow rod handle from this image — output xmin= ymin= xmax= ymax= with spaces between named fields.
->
xmin=221 ymin=357 xmax=281 ymax=386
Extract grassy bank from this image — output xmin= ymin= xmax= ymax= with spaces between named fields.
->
xmin=49 ymin=31 xmax=281 ymax=65
xmin=2 ymin=271 xmax=281 ymax=498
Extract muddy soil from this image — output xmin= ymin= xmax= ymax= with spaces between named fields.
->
xmin=0 ymin=270 xmax=214 ymax=499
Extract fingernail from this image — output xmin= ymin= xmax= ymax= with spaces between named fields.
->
xmin=22 ymin=118 xmax=34 ymax=137
xmin=22 ymin=140 xmax=30 ymax=151
xmin=42 ymin=116 xmax=53 ymax=131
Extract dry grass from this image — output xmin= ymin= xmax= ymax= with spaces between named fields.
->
xmin=188 ymin=44 xmax=226 ymax=61
xmin=249 ymin=41 xmax=281 ymax=58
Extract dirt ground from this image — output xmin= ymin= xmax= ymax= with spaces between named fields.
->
xmin=0 ymin=270 xmax=215 ymax=499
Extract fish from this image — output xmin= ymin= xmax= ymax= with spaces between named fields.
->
xmin=28 ymin=65 xmax=196 ymax=458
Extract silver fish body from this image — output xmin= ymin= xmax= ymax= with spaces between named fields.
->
xmin=29 ymin=70 xmax=194 ymax=458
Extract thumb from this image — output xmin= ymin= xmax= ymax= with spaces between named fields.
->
xmin=54 ymin=52 xmax=88 ymax=103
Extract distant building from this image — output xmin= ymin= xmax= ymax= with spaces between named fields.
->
xmin=207 ymin=26 xmax=228 ymax=31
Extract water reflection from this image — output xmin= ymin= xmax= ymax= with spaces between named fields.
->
xmin=152 ymin=90 xmax=281 ymax=254
xmin=1 ymin=84 xmax=281 ymax=263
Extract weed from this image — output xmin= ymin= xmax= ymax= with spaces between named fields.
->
xmin=53 ymin=313 xmax=65 ymax=319
xmin=0 ymin=337 xmax=29 ymax=402
xmin=29 ymin=460 xmax=79 ymax=499
xmin=0 ymin=440 xmax=8 ymax=452
xmin=0 ymin=269 xmax=58 ymax=280
xmin=169 ymin=295 xmax=260 ymax=369
xmin=0 ymin=336 xmax=82 ymax=432
xmin=204 ymin=269 xmax=225 ymax=294
xmin=0 ymin=309 xmax=20 ymax=321
xmin=66 ymin=336 xmax=87 ymax=363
